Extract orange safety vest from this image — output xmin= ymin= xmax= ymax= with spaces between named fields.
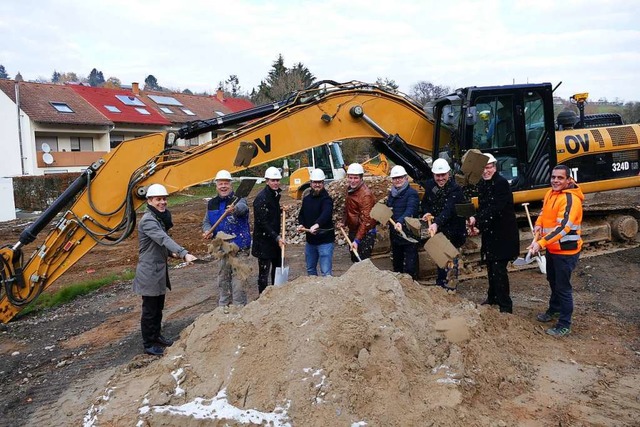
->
xmin=535 ymin=185 xmax=584 ymax=255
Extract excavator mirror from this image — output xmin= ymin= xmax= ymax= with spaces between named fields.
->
xmin=466 ymin=106 xmax=478 ymax=126
xmin=234 ymin=141 xmax=258 ymax=167
xmin=442 ymin=105 xmax=456 ymax=126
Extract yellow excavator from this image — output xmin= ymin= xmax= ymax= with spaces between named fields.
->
xmin=1 ymin=80 xmax=639 ymax=322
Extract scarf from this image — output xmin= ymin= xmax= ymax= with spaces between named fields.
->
xmin=147 ymin=204 xmax=173 ymax=231
xmin=391 ymin=180 xmax=409 ymax=198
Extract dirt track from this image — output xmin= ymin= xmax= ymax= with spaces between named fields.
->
xmin=0 ymin=188 xmax=639 ymax=426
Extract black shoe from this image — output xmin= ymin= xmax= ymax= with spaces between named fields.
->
xmin=156 ymin=335 xmax=174 ymax=347
xmin=144 ymin=345 xmax=165 ymax=356
xmin=500 ymin=307 xmax=513 ymax=314
xmin=481 ymin=299 xmax=497 ymax=306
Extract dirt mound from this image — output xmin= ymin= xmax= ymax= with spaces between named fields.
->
xmin=84 ymin=261 xmax=545 ymax=426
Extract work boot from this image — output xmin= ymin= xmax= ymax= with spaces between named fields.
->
xmin=536 ymin=312 xmax=560 ymax=323
xmin=144 ymin=345 xmax=165 ymax=356
xmin=156 ymin=335 xmax=174 ymax=347
xmin=545 ymin=327 xmax=571 ymax=337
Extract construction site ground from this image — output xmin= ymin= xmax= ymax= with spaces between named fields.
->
xmin=0 ymin=186 xmax=639 ymax=426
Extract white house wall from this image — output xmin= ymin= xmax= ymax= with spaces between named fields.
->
xmin=0 ymin=90 xmax=23 ymax=178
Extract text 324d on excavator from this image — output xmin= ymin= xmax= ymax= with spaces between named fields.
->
xmin=1 ymin=80 xmax=638 ymax=322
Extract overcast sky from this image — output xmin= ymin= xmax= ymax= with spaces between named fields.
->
xmin=1 ymin=0 xmax=639 ymax=102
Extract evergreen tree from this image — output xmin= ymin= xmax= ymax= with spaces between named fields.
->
xmin=52 ymin=70 xmax=61 ymax=83
xmin=182 ymin=88 xmax=193 ymax=95
xmin=252 ymin=54 xmax=316 ymax=105
xmin=144 ymin=74 xmax=160 ymax=90
xmin=88 ymin=68 xmax=105 ymax=87
xmin=0 ymin=65 xmax=8 ymax=79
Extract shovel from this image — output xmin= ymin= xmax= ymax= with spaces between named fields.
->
xmin=274 ymin=210 xmax=289 ymax=286
xmin=370 ymin=202 xmax=418 ymax=243
xmin=522 ymin=203 xmax=547 ymax=274
xmin=203 ymin=179 xmax=257 ymax=239
xmin=338 ymin=226 xmax=361 ymax=262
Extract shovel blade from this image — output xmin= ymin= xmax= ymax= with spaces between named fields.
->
xmin=274 ymin=266 xmax=289 ymax=286
xmin=424 ymin=233 xmax=459 ymax=268
xmin=234 ymin=178 xmax=257 ymax=199
xmin=370 ymin=202 xmax=393 ymax=224
xmin=513 ymin=256 xmax=533 ymax=266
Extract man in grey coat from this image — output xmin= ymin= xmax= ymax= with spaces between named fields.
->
xmin=133 ymin=184 xmax=196 ymax=356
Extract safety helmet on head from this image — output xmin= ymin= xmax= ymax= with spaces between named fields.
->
xmin=264 ymin=166 xmax=282 ymax=179
xmin=346 ymin=163 xmax=364 ymax=175
xmin=431 ymin=158 xmax=451 ymax=174
xmin=215 ymin=170 xmax=232 ymax=181
xmin=485 ymin=153 xmax=498 ymax=164
xmin=390 ymin=165 xmax=408 ymax=178
xmin=146 ymin=183 xmax=169 ymax=198
xmin=309 ymin=168 xmax=326 ymax=181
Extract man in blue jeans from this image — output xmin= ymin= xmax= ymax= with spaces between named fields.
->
xmin=297 ymin=169 xmax=335 ymax=276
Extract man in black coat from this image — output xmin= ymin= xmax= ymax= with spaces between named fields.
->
xmin=421 ymin=158 xmax=467 ymax=289
xmin=251 ymin=167 xmax=286 ymax=293
xmin=468 ymin=154 xmax=519 ymax=313
xmin=297 ymin=169 xmax=335 ymax=276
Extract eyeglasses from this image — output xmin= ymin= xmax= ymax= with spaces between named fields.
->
xmin=391 ymin=176 xmax=405 ymax=181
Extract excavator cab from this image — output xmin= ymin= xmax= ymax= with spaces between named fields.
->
xmin=431 ymin=83 xmax=557 ymax=192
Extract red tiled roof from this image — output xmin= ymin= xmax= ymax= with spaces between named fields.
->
xmin=217 ymin=97 xmax=254 ymax=112
xmin=136 ymin=90 xmax=230 ymax=125
xmin=0 ymin=80 xmax=112 ymax=126
xmin=70 ymin=85 xmax=171 ymax=125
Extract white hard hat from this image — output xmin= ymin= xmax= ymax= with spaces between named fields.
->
xmin=431 ymin=158 xmax=451 ymax=174
xmin=146 ymin=183 xmax=168 ymax=198
xmin=346 ymin=163 xmax=364 ymax=175
xmin=215 ymin=170 xmax=232 ymax=181
xmin=485 ymin=153 xmax=498 ymax=164
xmin=309 ymin=168 xmax=326 ymax=181
xmin=264 ymin=166 xmax=282 ymax=179
xmin=390 ymin=165 xmax=408 ymax=178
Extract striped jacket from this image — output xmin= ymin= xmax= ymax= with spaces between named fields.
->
xmin=535 ymin=184 xmax=584 ymax=255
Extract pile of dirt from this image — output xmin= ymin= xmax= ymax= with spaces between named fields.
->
xmin=84 ymin=260 xmax=547 ymax=426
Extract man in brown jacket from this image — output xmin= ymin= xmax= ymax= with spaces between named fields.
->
xmin=340 ymin=163 xmax=377 ymax=262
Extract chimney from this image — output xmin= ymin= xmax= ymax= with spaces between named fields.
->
xmin=132 ymin=82 xmax=139 ymax=95
xmin=216 ymin=88 xmax=224 ymax=102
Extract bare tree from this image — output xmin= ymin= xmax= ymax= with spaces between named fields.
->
xmin=410 ymin=81 xmax=452 ymax=105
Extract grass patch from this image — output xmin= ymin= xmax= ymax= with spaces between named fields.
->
xmin=18 ymin=270 xmax=135 ymax=318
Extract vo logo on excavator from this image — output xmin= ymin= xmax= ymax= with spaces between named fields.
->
xmin=564 ymin=133 xmax=590 ymax=154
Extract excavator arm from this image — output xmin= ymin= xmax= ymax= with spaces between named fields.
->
xmin=0 ymin=81 xmax=439 ymax=322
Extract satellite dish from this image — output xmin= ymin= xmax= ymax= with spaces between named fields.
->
xmin=42 ymin=152 xmax=54 ymax=165
xmin=41 ymin=143 xmax=51 ymax=153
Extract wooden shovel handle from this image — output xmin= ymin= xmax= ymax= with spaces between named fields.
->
xmin=281 ymin=210 xmax=286 ymax=261
xmin=338 ymin=226 xmax=361 ymax=261
xmin=203 ymin=204 xmax=234 ymax=239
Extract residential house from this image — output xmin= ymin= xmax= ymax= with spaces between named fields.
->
xmin=70 ymin=83 xmax=171 ymax=149
xmin=0 ymin=79 xmax=255 ymax=220
xmin=136 ymin=87 xmax=234 ymax=146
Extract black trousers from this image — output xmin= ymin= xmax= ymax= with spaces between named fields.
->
xmin=391 ymin=242 xmax=418 ymax=279
xmin=141 ymin=294 xmax=165 ymax=348
xmin=257 ymin=256 xmax=282 ymax=294
xmin=348 ymin=231 xmax=375 ymax=263
xmin=486 ymin=260 xmax=512 ymax=313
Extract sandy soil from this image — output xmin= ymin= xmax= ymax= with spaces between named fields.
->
xmin=0 ymin=187 xmax=639 ymax=426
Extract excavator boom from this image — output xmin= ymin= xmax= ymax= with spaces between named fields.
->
xmin=0 ymin=81 xmax=435 ymax=322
